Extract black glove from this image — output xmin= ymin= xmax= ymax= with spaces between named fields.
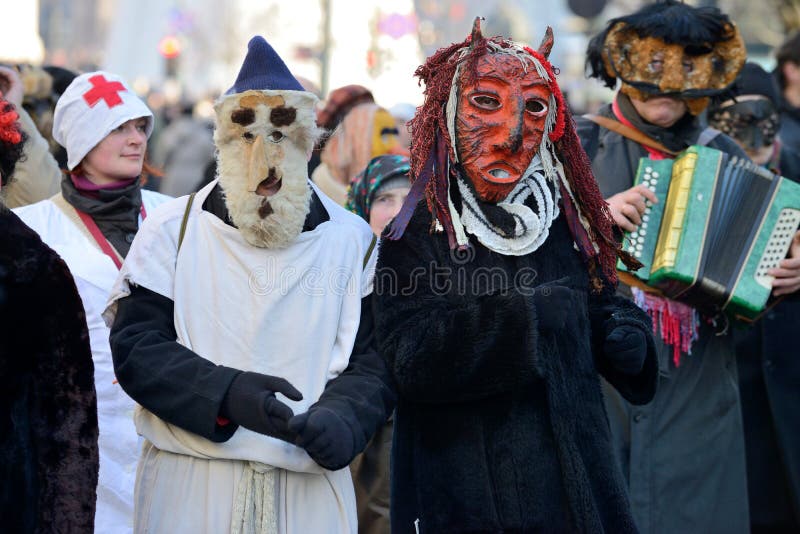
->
xmin=603 ymin=325 xmax=648 ymax=375
xmin=220 ymin=371 xmax=303 ymax=443
xmin=288 ymin=407 xmax=355 ymax=471
xmin=533 ymin=279 xmax=573 ymax=331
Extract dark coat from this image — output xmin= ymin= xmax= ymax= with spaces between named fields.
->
xmin=575 ymin=105 xmax=750 ymax=534
xmin=0 ymin=208 xmax=99 ymax=533
xmin=778 ymin=100 xmax=800 ymax=154
xmin=735 ymin=145 xmax=800 ymax=527
xmin=374 ymin=200 xmax=658 ymax=534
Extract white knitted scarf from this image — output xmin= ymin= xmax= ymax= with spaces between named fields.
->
xmin=456 ymin=154 xmax=561 ymax=255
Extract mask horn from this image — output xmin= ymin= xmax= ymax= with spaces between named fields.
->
xmin=538 ymin=26 xmax=554 ymax=59
xmin=469 ymin=17 xmax=484 ymax=49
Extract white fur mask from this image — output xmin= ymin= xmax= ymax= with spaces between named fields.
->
xmin=214 ymin=90 xmax=323 ymax=248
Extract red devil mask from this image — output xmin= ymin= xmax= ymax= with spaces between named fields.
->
xmin=455 ymin=54 xmax=552 ymax=203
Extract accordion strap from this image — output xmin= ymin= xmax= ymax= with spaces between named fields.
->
xmin=583 ymin=113 xmax=679 ymax=157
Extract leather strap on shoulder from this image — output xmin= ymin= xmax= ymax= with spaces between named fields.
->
xmin=363 ymin=234 xmax=377 ymax=269
xmin=178 ymin=192 xmax=196 ymax=252
xmin=583 ymin=113 xmax=679 ymax=157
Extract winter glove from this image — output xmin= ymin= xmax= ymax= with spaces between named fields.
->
xmin=533 ymin=278 xmax=573 ymax=332
xmin=603 ymin=325 xmax=648 ymax=375
xmin=220 ymin=371 xmax=303 ymax=444
xmin=288 ymin=407 xmax=355 ymax=471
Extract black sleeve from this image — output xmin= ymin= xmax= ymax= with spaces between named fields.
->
xmin=109 ymin=284 xmax=241 ymax=442
xmin=373 ymin=233 xmax=540 ymax=404
xmin=589 ymin=291 xmax=658 ymax=405
xmin=308 ymin=295 xmax=396 ymax=455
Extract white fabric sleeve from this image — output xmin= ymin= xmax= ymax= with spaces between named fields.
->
xmin=103 ymin=202 xmax=183 ymax=327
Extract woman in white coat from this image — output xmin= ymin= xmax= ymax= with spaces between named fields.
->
xmin=14 ymin=71 xmax=170 ymax=534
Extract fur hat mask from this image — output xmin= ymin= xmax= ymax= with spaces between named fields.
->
xmin=214 ymin=36 xmax=323 ymax=249
xmin=586 ymin=0 xmax=745 ymax=116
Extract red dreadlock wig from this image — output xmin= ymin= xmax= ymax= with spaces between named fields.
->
xmin=387 ymin=18 xmax=639 ymax=290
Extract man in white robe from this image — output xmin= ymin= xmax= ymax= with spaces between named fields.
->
xmin=104 ymin=36 xmax=394 ymax=534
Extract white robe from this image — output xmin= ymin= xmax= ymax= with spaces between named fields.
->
xmin=14 ymin=189 xmax=172 ymax=534
xmin=104 ymin=180 xmax=376 ymax=533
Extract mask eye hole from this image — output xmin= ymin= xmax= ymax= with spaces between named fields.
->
xmin=268 ymin=131 xmax=285 ymax=143
xmin=525 ymin=99 xmax=548 ymax=116
xmin=648 ymin=53 xmax=665 ymax=74
xmin=242 ymin=131 xmax=255 ymax=142
xmin=470 ymin=94 xmax=501 ymax=110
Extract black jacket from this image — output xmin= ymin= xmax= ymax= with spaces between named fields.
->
xmin=374 ymin=200 xmax=657 ymax=534
xmin=0 ymin=209 xmax=99 ymax=533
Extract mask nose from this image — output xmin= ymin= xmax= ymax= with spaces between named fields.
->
xmin=247 ymin=135 xmax=270 ymax=192
xmin=658 ymin=58 xmax=686 ymax=93
xmin=497 ymin=95 xmax=524 ymax=153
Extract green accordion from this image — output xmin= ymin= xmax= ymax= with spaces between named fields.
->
xmin=618 ymin=145 xmax=800 ymax=320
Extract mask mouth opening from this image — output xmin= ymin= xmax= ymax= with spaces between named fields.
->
xmin=254 ymin=173 xmax=282 ymax=197
xmin=489 ymin=169 xmax=510 ymax=179
xmin=483 ymin=162 xmax=519 ymax=184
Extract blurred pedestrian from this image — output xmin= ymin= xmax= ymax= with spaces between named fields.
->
xmin=774 ymin=32 xmax=800 ymax=152
xmin=309 ymin=84 xmax=374 ymax=176
xmin=153 ymin=102 xmax=215 ymax=197
xmin=0 ymin=66 xmax=61 ymax=207
xmin=312 ymin=102 xmax=403 ymax=205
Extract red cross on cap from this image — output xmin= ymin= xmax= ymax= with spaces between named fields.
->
xmin=82 ymin=74 xmax=127 ymax=108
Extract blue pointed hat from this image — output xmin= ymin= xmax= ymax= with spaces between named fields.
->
xmin=226 ymin=36 xmax=304 ymax=95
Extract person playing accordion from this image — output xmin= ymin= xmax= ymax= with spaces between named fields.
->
xmin=575 ymin=1 xmax=800 ymax=533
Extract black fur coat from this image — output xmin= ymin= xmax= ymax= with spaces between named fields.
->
xmin=0 ymin=208 xmax=99 ymax=533
xmin=374 ymin=201 xmax=658 ymax=533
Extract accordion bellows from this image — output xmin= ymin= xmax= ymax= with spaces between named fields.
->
xmin=620 ymin=145 xmax=800 ymax=320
